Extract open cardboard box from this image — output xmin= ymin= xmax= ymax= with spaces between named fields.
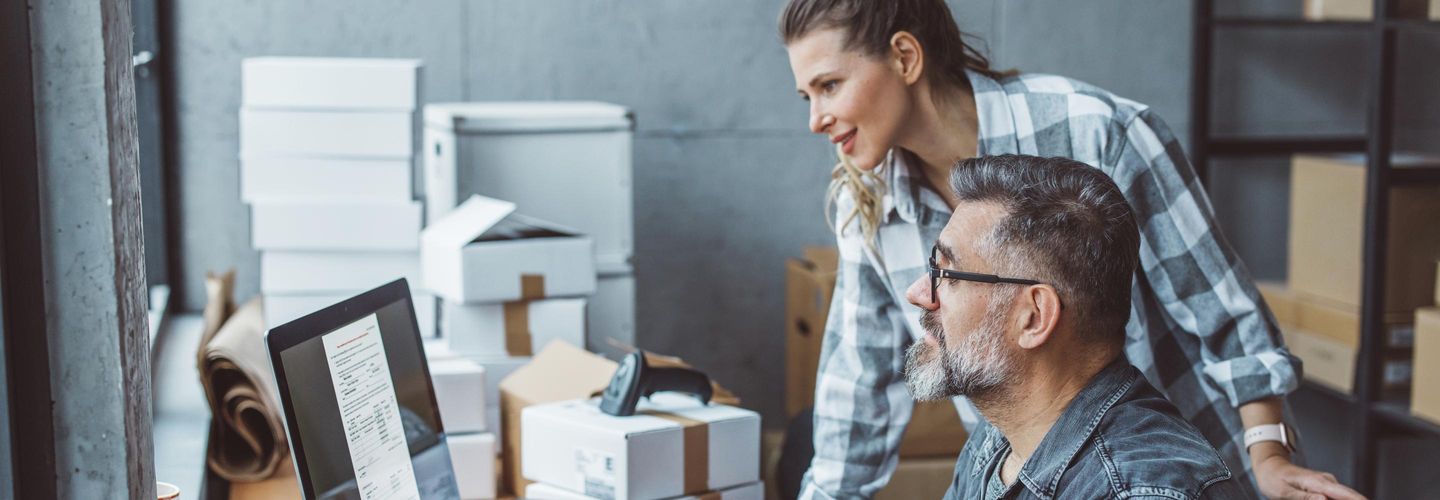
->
xmin=421 ymin=194 xmax=596 ymax=303
xmin=497 ymin=340 xmax=739 ymax=497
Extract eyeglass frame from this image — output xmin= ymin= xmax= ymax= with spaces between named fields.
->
xmin=927 ymin=244 xmax=1049 ymax=305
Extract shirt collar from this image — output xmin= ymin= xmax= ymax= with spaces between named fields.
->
xmin=1014 ymin=358 xmax=1139 ymax=498
xmin=883 ymin=69 xmax=1015 ymax=225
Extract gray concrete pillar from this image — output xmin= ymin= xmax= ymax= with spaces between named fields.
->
xmin=27 ymin=0 xmax=155 ymax=497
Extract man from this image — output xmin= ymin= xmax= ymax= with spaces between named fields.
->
xmin=904 ymin=155 xmax=1245 ymax=499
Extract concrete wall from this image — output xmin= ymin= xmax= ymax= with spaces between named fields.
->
xmin=30 ymin=0 xmax=152 ymax=496
xmin=170 ymin=0 xmax=1194 ymax=425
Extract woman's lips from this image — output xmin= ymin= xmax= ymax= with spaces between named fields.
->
xmin=838 ymin=130 xmax=857 ymax=155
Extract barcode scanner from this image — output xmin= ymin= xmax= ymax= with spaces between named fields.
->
xmin=599 ymin=351 xmax=713 ymax=416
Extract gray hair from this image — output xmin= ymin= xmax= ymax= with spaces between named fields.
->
xmin=949 ymin=154 xmax=1140 ymax=345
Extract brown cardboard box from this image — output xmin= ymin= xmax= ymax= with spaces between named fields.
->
xmin=786 ymin=247 xmax=838 ymax=417
xmin=785 ymin=247 xmax=969 ymax=457
xmin=1413 ymin=308 xmax=1440 ymax=424
xmin=1288 ymin=154 xmax=1440 ymax=315
xmin=1303 ymin=0 xmax=1430 ymax=20
xmin=1257 ymin=281 xmax=1412 ymax=349
xmin=874 ymin=456 xmax=958 ymax=500
xmin=1434 ymin=261 xmax=1440 ymax=305
xmin=1280 ymin=324 xmax=1412 ymax=394
xmin=498 ymin=341 xmax=618 ymax=497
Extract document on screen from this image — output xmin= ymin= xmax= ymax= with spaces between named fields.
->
xmin=322 ymin=313 xmax=420 ymax=500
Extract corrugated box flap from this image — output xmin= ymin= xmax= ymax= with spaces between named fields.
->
xmin=422 ymin=194 xmax=516 ymax=250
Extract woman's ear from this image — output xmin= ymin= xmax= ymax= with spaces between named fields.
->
xmin=1015 ymin=285 xmax=1062 ymax=350
xmin=890 ymin=31 xmax=924 ymax=85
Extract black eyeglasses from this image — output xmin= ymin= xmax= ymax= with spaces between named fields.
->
xmin=928 ymin=244 xmax=1046 ymax=305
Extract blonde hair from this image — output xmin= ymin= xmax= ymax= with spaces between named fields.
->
xmin=825 ymin=143 xmax=887 ymax=256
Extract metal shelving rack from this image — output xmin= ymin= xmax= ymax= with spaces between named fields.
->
xmin=1189 ymin=0 xmax=1440 ymax=496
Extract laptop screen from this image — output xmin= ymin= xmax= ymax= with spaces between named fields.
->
xmin=270 ymin=282 xmax=459 ymax=500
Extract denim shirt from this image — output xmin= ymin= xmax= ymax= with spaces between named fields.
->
xmin=943 ymin=360 xmax=1249 ymax=500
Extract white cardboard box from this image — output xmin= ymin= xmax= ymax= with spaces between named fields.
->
xmin=463 ymin=355 xmax=528 ymax=411
xmin=447 ymin=432 xmax=497 ymax=500
xmin=241 ymin=155 xmax=413 ymax=203
xmin=240 ymin=108 xmax=413 ymax=158
xmin=487 ymin=408 xmax=502 ymax=455
xmin=242 ymin=57 xmax=420 ymax=111
xmin=263 ymin=291 xmax=436 ymax=338
xmin=429 ymin=358 xmax=488 ymax=434
xmin=421 ymin=102 xmax=633 ymax=270
xmin=251 ymin=201 xmax=421 ymax=251
xmin=260 ymin=251 xmax=420 ymax=294
xmin=524 ymin=481 xmax=763 ymax=500
xmin=421 ymin=195 xmax=596 ymax=303
xmin=443 ymin=298 xmax=586 ymax=358
xmin=521 ymin=394 xmax=760 ymax=500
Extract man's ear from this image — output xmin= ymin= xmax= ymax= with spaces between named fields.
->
xmin=1015 ymin=285 xmax=1062 ymax=350
xmin=889 ymin=31 xmax=924 ymax=85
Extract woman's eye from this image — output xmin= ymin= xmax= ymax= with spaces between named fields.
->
xmin=822 ymin=80 xmax=839 ymax=93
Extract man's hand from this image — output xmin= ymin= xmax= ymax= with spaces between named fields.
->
xmin=1252 ymin=451 xmax=1365 ymax=500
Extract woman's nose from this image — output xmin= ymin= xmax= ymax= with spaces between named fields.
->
xmin=809 ymin=106 xmax=831 ymax=135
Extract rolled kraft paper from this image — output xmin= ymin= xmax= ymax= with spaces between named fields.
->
xmin=199 ymin=297 xmax=288 ymax=482
xmin=642 ymin=411 xmax=709 ymax=495
xmin=502 ymin=301 xmax=533 ymax=357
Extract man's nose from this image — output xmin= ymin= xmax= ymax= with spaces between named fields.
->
xmin=905 ymin=275 xmax=937 ymax=311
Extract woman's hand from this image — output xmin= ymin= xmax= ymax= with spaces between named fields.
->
xmin=1252 ymin=448 xmax=1365 ymax=500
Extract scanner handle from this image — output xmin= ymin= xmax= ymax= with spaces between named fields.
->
xmin=642 ymin=366 xmax=713 ymax=405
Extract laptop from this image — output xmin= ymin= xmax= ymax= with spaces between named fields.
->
xmin=266 ymin=278 xmax=460 ymax=500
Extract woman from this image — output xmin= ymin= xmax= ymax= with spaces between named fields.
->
xmin=779 ymin=1 xmax=1362 ymax=499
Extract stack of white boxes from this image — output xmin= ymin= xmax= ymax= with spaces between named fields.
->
xmin=423 ymin=342 xmax=497 ymax=500
xmin=421 ymin=194 xmax=596 ymax=470
xmin=422 ymin=103 xmax=633 ymax=359
xmin=239 ymin=57 xmax=435 ymax=337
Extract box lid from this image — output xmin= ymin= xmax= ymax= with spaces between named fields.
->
xmin=421 ymin=194 xmax=518 ymax=251
xmin=500 ymin=340 xmax=617 ymax=406
xmin=424 ymin=101 xmax=633 ymax=133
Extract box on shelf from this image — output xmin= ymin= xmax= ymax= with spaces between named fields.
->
xmin=240 ymin=156 xmax=413 ymax=203
xmin=242 ymin=57 xmax=420 ymax=111
xmin=421 ymin=194 xmax=596 ymax=303
xmin=443 ymin=298 xmax=586 ymax=357
xmin=1280 ymin=325 xmax=1411 ymax=394
xmin=429 ymin=358 xmax=487 ymax=434
xmin=240 ymin=108 xmax=414 ymax=158
xmin=499 ymin=341 xmax=618 ymax=496
xmin=422 ymin=102 xmax=633 ymax=268
xmin=260 ymin=251 xmax=420 ymax=294
xmin=523 ymin=481 xmax=763 ymax=500
xmin=521 ymin=394 xmax=760 ymax=500
xmin=1302 ymin=0 xmax=1431 ymax=20
xmin=447 ymin=432 xmax=497 ymax=500
xmin=1413 ymin=308 xmax=1440 ymax=424
xmin=874 ymin=456 xmax=959 ymax=500
xmin=263 ymin=290 xmax=436 ymax=338
xmin=1288 ymin=154 xmax=1440 ymax=315
xmin=251 ymin=201 xmax=422 ymax=251
xmin=1256 ymin=281 xmax=1413 ymax=349
xmin=785 ymin=247 xmax=838 ymax=418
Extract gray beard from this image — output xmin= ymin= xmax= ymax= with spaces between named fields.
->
xmin=904 ymin=300 xmax=1014 ymax=401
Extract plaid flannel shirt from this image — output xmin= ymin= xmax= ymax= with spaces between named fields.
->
xmin=799 ymin=70 xmax=1298 ymax=499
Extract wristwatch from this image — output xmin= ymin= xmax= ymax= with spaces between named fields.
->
xmin=1243 ymin=423 xmax=1297 ymax=453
